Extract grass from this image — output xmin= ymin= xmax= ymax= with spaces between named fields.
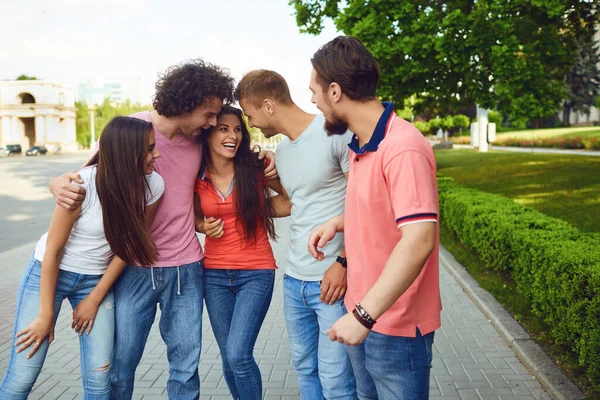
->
xmin=436 ymin=149 xmax=600 ymax=397
xmin=434 ymin=150 xmax=600 ymax=233
xmin=496 ymin=126 xmax=600 ymax=140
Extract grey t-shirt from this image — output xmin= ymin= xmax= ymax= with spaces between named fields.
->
xmin=276 ymin=114 xmax=353 ymax=281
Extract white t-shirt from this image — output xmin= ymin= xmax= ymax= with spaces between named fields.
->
xmin=34 ymin=165 xmax=165 ymax=275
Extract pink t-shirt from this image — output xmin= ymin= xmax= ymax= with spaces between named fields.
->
xmin=344 ymin=106 xmax=441 ymax=337
xmin=131 ymin=111 xmax=204 ymax=267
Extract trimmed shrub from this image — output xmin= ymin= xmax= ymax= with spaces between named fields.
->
xmin=438 ymin=176 xmax=600 ymax=390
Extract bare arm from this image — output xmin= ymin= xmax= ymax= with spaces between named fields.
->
xmin=359 ymin=222 xmax=436 ymax=320
xmin=268 ymin=180 xmax=291 ymax=218
xmin=327 ymin=222 xmax=436 ymax=345
xmin=72 ymin=196 xmax=164 ymax=335
xmin=15 ymin=205 xmax=80 ymax=357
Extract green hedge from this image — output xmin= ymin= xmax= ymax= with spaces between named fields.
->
xmin=438 ymin=176 xmax=600 ymax=390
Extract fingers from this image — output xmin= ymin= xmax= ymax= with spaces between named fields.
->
xmin=307 ymin=231 xmax=323 ymax=259
xmin=16 ymin=335 xmax=36 ymax=354
xmin=326 ymin=328 xmax=337 ymax=342
xmin=205 ymin=219 xmax=224 ymax=238
xmin=66 ymin=172 xmax=84 ymax=184
xmin=49 ymin=331 xmax=55 ymax=344
xmin=27 ymin=339 xmax=43 ymax=359
xmin=86 ymin=320 xmax=94 ymax=335
xmin=319 ymin=280 xmax=331 ymax=302
xmin=329 ymin=286 xmax=343 ymax=304
xmin=317 ymin=230 xmax=335 ymax=249
xmin=78 ymin=321 xmax=89 ymax=336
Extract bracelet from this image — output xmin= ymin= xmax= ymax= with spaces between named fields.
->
xmin=352 ymin=303 xmax=376 ymax=330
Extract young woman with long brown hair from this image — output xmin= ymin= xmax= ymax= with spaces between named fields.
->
xmin=194 ymin=105 xmax=289 ymax=400
xmin=0 ymin=116 xmax=164 ymax=400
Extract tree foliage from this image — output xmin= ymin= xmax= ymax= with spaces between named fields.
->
xmin=563 ymin=35 xmax=600 ymax=125
xmin=75 ymin=99 xmax=150 ymax=148
xmin=16 ymin=74 xmax=38 ymax=80
xmin=289 ymin=0 xmax=600 ymax=126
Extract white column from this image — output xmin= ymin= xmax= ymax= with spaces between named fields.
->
xmin=470 ymin=122 xmax=480 ymax=147
xmin=11 ymin=116 xmax=19 ymax=144
xmin=477 ymin=107 xmax=489 ymax=153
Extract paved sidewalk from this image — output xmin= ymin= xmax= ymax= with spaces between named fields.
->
xmin=0 ymin=217 xmax=552 ymax=399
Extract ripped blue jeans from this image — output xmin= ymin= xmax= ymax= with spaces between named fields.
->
xmin=0 ymin=256 xmax=114 ymax=400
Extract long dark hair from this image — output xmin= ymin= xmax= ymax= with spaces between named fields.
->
xmin=86 ymin=116 xmax=158 ymax=266
xmin=200 ymin=105 xmax=276 ymax=242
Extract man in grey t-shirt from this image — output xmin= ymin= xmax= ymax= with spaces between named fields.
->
xmin=236 ymin=70 xmax=357 ymax=399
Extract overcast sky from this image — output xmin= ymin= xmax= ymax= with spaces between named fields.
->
xmin=0 ymin=0 xmax=341 ymax=112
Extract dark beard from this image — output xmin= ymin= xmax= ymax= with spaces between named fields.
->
xmin=325 ymin=117 xmax=348 ymax=136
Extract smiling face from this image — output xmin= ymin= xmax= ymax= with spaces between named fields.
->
xmin=143 ymin=131 xmax=160 ymax=174
xmin=309 ymin=68 xmax=348 ymax=136
xmin=239 ymin=98 xmax=279 ymax=138
xmin=178 ymin=95 xmax=223 ymax=138
xmin=207 ymin=113 xmax=243 ymax=161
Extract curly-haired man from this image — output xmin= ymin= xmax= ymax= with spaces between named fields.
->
xmin=50 ymin=59 xmax=276 ymax=399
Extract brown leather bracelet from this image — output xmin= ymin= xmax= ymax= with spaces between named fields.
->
xmin=352 ymin=304 xmax=376 ymax=330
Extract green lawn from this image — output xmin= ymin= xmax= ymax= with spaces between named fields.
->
xmin=497 ymin=126 xmax=600 ymax=140
xmin=436 ymin=149 xmax=600 ymax=397
xmin=435 ymin=150 xmax=600 ymax=232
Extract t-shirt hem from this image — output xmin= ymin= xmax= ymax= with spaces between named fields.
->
xmin=146 ymin=255 xmax=205 ymax=268
xmin=371 ymin=318 xmax=441 ymax=337
xmin=205 ymin=265 xmax=277 ymax=270
xmin=283 ymin=269 xmax=324 ymax=282
xmin=58 ymin=265 xmax=106 ymax=276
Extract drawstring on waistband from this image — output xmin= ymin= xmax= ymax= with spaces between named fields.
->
xmin=151 ymin=267 xmax=156 ymax=291
xmin=177 ymin=266 xmax=181 ymax=295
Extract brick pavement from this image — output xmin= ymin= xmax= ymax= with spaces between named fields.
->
xmin=0 ymin=217 xmax=551 ymax=399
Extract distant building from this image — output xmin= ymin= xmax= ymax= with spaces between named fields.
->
xmin=78 ymin=77 xmax=143 ymax=105
xmin=0 ymin=80 xmax=77 ymax=150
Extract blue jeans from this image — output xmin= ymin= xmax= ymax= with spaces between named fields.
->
xmin=283 ymin=274 xmax=357 ymax=400
xmin=204 ymin=268 xmax=275 ymax=400
xmin=109 ymin=261 xmax=204 ymax=400
xmin=345 ymin=324 xmax=435 ymax=400
xmin=0 ymin=256 xmax=114 ymax=400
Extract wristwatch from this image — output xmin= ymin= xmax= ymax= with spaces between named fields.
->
xmin=336 ymin=255 xmax=347 ymax=268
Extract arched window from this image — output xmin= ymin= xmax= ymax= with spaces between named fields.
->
xmin=18 ymin=93 xmax=36 ymax=104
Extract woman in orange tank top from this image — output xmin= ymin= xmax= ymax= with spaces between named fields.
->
xmin=194 ymin=105 xmax=290 ymax=399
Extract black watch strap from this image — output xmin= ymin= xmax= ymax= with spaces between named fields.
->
xmin=336 ymin=255 xmax=347 ymax=268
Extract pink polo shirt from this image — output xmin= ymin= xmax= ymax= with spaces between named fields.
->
xmin=344 ymin=102 xmax=441 ymax=337
xmin=131 ymin=111 xmax=204 ymax=267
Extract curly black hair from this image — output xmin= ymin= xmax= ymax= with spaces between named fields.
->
xmin=153 ymin=59 xmax=235 ymax=117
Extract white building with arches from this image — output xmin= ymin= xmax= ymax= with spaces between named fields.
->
xmin=0 ymin=80 xmax=77 ymax=151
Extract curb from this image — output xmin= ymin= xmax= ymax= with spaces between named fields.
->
xmin=439 ymin=246 xmax=585 ymax=400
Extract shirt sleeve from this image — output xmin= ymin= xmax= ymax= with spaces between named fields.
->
xmin=145 ymin=172 xmax=165 ymax=205
xmin=383 ymin=151 xmax=438 ymax=228
xmin=74 ymin=166 xmax=94 ymax=214
xmin=331 ymin=130 xmax=353 ymax=173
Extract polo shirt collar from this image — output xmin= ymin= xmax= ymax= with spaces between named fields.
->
xmin=348 ymin=102 xmax=395 ymax=155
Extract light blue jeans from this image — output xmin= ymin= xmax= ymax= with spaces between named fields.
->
xmin=0 ymin=256 xmax=115 ymax=400
xmin=109 ymin=261 xmax=204 ymax=400
xmin=283 ymin=274 xmax=357 ymax=400
xmin=204 ymin=268 xmax=275 ymax=400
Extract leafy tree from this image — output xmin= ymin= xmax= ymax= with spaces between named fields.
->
xmin=453 ymin=114 xmax=470 ymax=135
xmin=16 ymin=74 xmax=38 ymax=80
xmin=289 ymin=0 xmax=599 ymax=126
xmin=75 ymin=99 xmax=150 ymax=148
xmin=563 ymin=36 xmax=600 ymax=126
